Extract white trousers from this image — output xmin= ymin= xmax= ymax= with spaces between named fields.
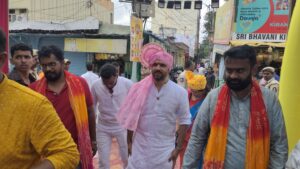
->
xmin=96 ymin=128 xmax=128 ymax=169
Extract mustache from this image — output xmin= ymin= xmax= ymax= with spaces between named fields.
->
xmin=153 ymin=70 xmax=162 ymax=74
xmin=45 ymin=71 xmax=55 ymax=74
xmin=227 ymin=78 xmax=241 ymax=82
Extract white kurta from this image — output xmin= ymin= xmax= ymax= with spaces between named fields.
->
xmin=92 ymin=77 xmax=133 ymax=169
xmin=91 ymin=76 xmax=133 ymax=132
xmin=81 ymin=71 xmax=99 ymax=90
xmin=127 ymin=80 xmax=191 ymax=169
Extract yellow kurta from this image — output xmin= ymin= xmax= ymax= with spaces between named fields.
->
xmin=0 ymin=76 xmax=79 ymax=169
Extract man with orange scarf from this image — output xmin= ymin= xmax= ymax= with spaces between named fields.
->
xmin=183 ymin=45 xmax=288 ymax=169
xmin=30 ymin=45 xmax=96 ymax=169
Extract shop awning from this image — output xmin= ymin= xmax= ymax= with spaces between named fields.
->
xmin=230 ymin=41 xmax=286 ymax=48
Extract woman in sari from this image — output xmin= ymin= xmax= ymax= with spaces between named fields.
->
xmin=179 ymin=72 xmax=207 ymax=169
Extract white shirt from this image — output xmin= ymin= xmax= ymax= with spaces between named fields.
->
xmin=81 ymin=71 xmax=99 ymax=90
xmin=286 ymin=140 xmax=300 ymax=169
xmin=197 ymin=67 xmax=206 ymax=75
xmin=91 ymin=76 xmax=133 ymax=132
xmin=127 ymin=80 xmax=191 ymax=169
xmin=177 ymin=70 xmax=187 ymax=89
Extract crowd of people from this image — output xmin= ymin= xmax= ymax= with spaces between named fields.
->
xmin=0 ymin=27 xmax=297 ymax=169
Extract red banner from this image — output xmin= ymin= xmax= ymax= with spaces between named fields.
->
xmin=0 ymin=0 xmax=9 ymax=73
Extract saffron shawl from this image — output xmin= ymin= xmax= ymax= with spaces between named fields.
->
xmin=204 ymin=81 xmax=270 ymax=169
xmin=33 ymin=71 xmax=93 ymax=169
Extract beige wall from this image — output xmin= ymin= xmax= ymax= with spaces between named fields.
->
xmin=151 ymin=4 xmax=198 ymax=38
xmin=9 ymin=0 xmax=114 ymax=23
xmin=177 ymin=49 xmax=185 ymax=67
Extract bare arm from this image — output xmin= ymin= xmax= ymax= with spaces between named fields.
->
xmin=176 ymin=124 xmax=189 ymax=151
xmin=127 ymin=130 xmax=134 ymax=156
xmin=169 ymin=124 xmax=189 ymax=169
xmin=87 ymin=106 xmax=97 ymax=155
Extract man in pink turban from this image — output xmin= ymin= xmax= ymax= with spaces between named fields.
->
xmin=117 ymin=43 xmax=191 ymax=169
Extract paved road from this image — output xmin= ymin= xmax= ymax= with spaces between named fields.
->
xmin=93 ymin=138 xmax=181 ymax=169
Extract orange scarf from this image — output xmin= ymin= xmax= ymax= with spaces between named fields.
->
xmin=34 ymin=71 xmax=93 ymax=169
xmin=204 ymin=81 xmax=270 ymax=169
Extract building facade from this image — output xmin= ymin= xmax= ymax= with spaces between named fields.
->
xmin=9 ymin=0 xmax=114 ymax=24
xmin=151 ymin=3 xmax=198 ymax=57
xmin=212 ymin=0 xmax=288 ymax=87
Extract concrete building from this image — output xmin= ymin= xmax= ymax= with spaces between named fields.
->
xmin=9 ymin=0 xmax=114 ymax=24
xmin=9 ymin=21 xmax=130 ymax=76
xmin=151 ymin=4 xmax=198 ymax=57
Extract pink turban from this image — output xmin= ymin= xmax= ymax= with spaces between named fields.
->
xmin=140 ymin=43 xmax=173 ymax=69
xmin=116 ymin=43 xmax=173 ymax=131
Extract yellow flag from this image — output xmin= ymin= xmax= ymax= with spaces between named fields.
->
xmin=279 ymin=1 xmax=300 ymax=152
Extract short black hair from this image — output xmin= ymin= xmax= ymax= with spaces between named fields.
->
xmin=100 ymin=63 xmax=117 ymax=79
xmin=0 ymin=29 xmax=6 ymax=52
xmin=185 ymin=59 xmax=194 ymax=69
xmin=38 ymin=45 xmax=64 ymax=62
xmin=224 ymin=45 xmax=257 ymax=67
xmin=86 ymin=63 xmax=93 ymax=71
xmin=10 ymin=43 xmax=33 ymax=57
xmin=111 ymin=62 xmax=120 ymax=68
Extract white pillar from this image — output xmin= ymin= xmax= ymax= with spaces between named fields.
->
xmin=131 ymin=62 xmax=138 ymax=82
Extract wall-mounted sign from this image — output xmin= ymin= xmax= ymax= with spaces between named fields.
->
xmin=214 ymin=0 xmax=234 ymax=44
xmin=233 ymin=0 xmax=289 ymax=42
xmin=64 ymin=38 xmax=127 ymax=54
xmin=130 ymin=15 xmax=143 ymax=62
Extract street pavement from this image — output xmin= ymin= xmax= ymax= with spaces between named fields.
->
xmin=93 ymin=138 xmax=181 ymax=169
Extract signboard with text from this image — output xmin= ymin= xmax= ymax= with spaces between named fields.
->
xmin=130 ymin=15 xmax=143 ymax=62
xmin=64 ymin=38 xmax=127 ymax=54
xmin=214 ymin=0 xmax=234 ymax=44
xmin=233 ymin=0 xmax=289 ymax=42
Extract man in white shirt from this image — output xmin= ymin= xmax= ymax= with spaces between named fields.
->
xmin=177 ymin=59 xmax=195 ymax=89
xmin=262 ymin=66 xmax=279 ymax=95
xmin=117 ymin=43 xmax=191 ymax=169
xmin=91 ymin=63 xmax=133 ymax=169
xmin=81 ymin=63 xmax=99 ymax=90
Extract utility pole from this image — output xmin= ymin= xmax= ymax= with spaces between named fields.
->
xmin=195 ymin=9 xmax=201 ymax=64
xmin=160 ymin=24 xmax=165 ymax=39
xmin=90 ymin=0 xmax=92 ymax=16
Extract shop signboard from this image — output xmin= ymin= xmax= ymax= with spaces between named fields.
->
xmin=214 ymin=0 xmax=234 ymax=44
xmin=130 ymin=15 xmax=143 ymax=62
xmin=64 ymin=38 xmax=127 ymax=54
xmin=232 ymin=0 xmax=289 ymax=42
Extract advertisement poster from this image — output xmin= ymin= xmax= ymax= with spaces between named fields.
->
xmin=233 ymin=0 xmax=289 ymax=42
xmin=130 ymin=15 xmax=143 ymax=62
xmin=214 ymin=0 xmax=234 ymax=44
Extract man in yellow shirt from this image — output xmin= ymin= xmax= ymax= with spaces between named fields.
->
xmin=0 ymin=28 xmax=79 ymax=169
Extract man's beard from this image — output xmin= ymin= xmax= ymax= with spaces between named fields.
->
xmin=152 ymin=70 xmax=166 ymax=81
xmin=225 ymin=74 xmax=252 ymax=91
xmin=45 ymin=71 xmax=62 ymax=82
